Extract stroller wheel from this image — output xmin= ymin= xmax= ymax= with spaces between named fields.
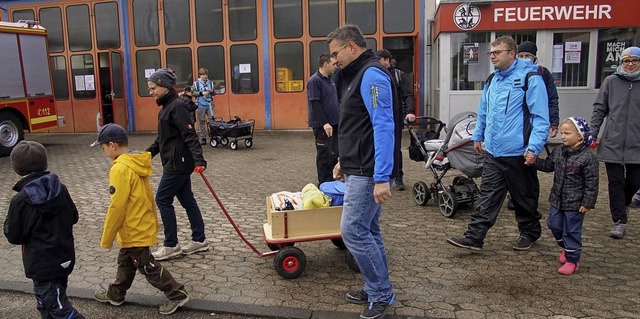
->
xmin=220 ymin=137 xmax=229 ymax=146
xmin=209 ymin=139 xmax=218 ymax=148
xmin=438 ymin=188 xmax=458 ymax=218
xmin=412 ymin=181 xmax=431 ymax=206
xmin=244 ymin=139 xmax=253 ymax=148
xmin=230 ymin=141 xmax=238 ymax=150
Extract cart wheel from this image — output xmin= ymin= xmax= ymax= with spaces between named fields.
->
xmin=230 ymin=141 xmax=238 ymax=150
xmin=209 ymin=139 xmax=218 ymax=148
xmin=220 ymin=137 xmax=229 ymax=146
xmin=266 ymin=242 xmax=294 ymax=251
xmin=273 ymin=246 xmax=307 ymax=279
xmin=438 ymin=188 xmax=458 ymax=218
xmin=412 ymin=181 xmax=431 ymax=206
xmin=345 ymin=251 xmax=360 ymax=273
xmin=331 ymin=238 xmax=346 ymax=249
xmin=244 ymin=139 xmax=253 ymax=148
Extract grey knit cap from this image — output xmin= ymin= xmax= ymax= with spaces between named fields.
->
xmin=148 ymin=68 xmax=177 ymax=89
xmin=10 ymin=140 xmax=48 ymax=176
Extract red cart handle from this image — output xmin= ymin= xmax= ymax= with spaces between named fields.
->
xmin=198 ymin=172 xmax=276 ymax=257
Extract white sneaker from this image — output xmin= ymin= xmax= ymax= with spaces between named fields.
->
xmin=181 ymin=240 xmax=209 ymax=255
xmin=152 ymin=245 xmax=182 ymax=260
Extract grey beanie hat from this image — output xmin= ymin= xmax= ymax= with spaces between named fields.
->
xmin=517 ymin=41 xmax=538 ymax=57
xmin=148 ymin=68 xmax=177 ymax=89
xmin=10 ymin=140 xmax=48 ymax=176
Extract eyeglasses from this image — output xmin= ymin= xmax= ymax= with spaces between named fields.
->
xmin=621 ymin=58 xmax=640 ymax=66
xmin=331 ymin=43 xmax=350 ymax=58
xmin=487 ymin=49 xmax=512 ymax=56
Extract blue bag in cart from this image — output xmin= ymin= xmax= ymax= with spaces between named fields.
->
xmin=319 ymin=181 xmax=346 ymax=206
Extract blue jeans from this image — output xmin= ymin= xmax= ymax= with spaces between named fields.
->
xmin=547 ymin=206 xmax=584 ymax=263
xmin=156 ymin=172 xmax=206 ymax=247
xmin=33 ymin=278 xmax=84 ymax=319
xmin=340 ymin=175 xmax=394 ymax=303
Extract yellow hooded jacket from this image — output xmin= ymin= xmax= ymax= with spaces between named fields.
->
xmin=100 ymin=151 xmax=159 ymax=249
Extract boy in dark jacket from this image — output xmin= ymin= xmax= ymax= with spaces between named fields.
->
xmin=181 ymin=85 xmax=198 ymax=124
xmin=534 ymin=116 xmax=599 ymax=275
xmin=4 ymin=141 xmax=84 ymax=319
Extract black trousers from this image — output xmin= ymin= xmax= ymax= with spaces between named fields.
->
xmin=33 ymin=277 xmax=84 ymax=319
xmin=604 ymin=163 xmax=640 ymax=224
xmin=464 ymin=153 xmax=542 ymax=245
xmin=108 ymin=247 xmax=187 ymax=302
xmin=313 ymin=126 xmax=339 ymax=185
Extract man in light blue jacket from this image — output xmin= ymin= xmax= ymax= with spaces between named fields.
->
xmin=448 ymin=36 xmax=550 ymax=251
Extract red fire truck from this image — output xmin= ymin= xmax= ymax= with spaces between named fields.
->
xmin=0 ymin=20 xmax=61 ymax=156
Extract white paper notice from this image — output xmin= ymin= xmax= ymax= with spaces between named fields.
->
xmin=239 ymin=64 xmax=251 ymax=74
xmin=74 ymin=75 xmax=86 ymax=91
xmin=565 ymin=41 xmax=581 ymax=52
xmin=565 ymin=51 xmax=581 ymax=64
xmin=84 ymin=75 xmax=95 ymax=90
xmin=145 ymin=68 xmax=156 ymax=78
xmin=552 ymin=45 xmax=564 ymax=73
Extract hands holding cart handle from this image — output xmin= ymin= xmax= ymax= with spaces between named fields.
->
xmin=194 ymin=166 xmax=206 ymax=173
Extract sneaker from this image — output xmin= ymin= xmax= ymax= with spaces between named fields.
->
xmin=559 ymin=249 xmax=566 ymax=264
xmin=446 ymin=236 xmax=482 ymax=251
xmin=152 ymin=245 xmax=182 ymax=261
xmin=94 ymin=289 xmax=124 ymax=306
xmin=610 ymin=221 xmax=626 ymax=239
xmin=159 ymin=295 xmax=190 ymax=315
xmin=507 ymin=198 xmax=515 ymax=211
xmin=181 ymin=240 xmax=210 ymax=255
xmin=346 ymin=289 xmax=369 ymax=305
xmin=200 ymin=138 xmax=206 ymax=145
xmin=557 ymin=262 xmax=579 ymax=275
xmin=395 ymin=179 xmax=406 ymax=191
xmin=630 ymin=198 xmax=640 ymax=208
xmin=512 ymin=236 xmax=533 ymax=251
xmin=360 ymin=293 xmax=395 ymax=319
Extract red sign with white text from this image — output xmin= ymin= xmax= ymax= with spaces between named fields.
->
xmin=434 ymin=0 xmax=637 ymax=38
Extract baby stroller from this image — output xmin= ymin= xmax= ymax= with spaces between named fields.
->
xmin=208 ymin=116 xmax=255 ymax=150
xmin=407 ymin=112 xmax=483 ymax=217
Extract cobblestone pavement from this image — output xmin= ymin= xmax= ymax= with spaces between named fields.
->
xmin=0 ymin=131 xmax=638 ymax=319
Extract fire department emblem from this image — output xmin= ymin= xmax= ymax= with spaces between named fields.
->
xmin=453 ymin=3 xmax=481 ymax=30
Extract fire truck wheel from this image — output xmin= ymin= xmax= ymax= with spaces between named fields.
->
xmin=0 ymin=113 xmax=24 ymax=157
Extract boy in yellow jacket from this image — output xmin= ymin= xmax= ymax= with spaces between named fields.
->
xmin=92 ymin=123 xmax=189 ymax=315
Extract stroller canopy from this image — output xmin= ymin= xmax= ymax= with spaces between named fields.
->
xmin=443 ymin=112 xmax=483 ymax=178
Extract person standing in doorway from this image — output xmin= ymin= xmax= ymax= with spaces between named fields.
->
xmin=146 ymin=68 xmax=209 ymax=261
xmin=307 ymin=53 xmax=340 ymax=185
xmin=447 ymin=36 xmax=550 ymax=251
xmin=328 ymin=24 xmax=397 ymax=319
xmin=376 ymin=49 xmax=415 ymax=190
xmin=192 ymin=68 xmax=216 ymax=145
xmin=590 ymin=46 xmax=640 ymax=239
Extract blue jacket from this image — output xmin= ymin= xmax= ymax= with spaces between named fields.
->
xmin=473 ymin=58 xmax=549 ymax=156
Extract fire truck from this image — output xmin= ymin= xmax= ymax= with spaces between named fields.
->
xmin=0 ymin=20 xmax=61 ymax=156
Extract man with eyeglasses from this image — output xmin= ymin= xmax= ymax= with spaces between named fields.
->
xmin=590 ymin=46 xmax=640 ymax=239
xmin=327 ymin=24 xmax=398 ymax=319
xmin=447 ymin=36 xmax=550 ymax=252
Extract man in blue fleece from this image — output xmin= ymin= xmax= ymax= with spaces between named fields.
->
xmin=447 ymin=36 xmax=550 ymax=251
xmin=328 ymin=24 xmax=398 ymax=319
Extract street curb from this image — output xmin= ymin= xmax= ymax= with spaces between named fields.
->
xmin=0 ymin=280 xmax=421 ymax=318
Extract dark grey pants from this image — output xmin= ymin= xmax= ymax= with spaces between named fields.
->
xmin=464 ymin=153 xmax=542 ymax=245
xmin=604 ymin=163 xmax=640 ymax=224
xmin=108 ymin=247 xmax=187 ymax=302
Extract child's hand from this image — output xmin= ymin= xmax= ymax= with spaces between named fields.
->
xmin=579 ymin=206 xmax=589 ymax=213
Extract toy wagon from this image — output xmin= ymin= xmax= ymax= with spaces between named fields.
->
xmin=262 ymin=197 xmax=358 ymax=279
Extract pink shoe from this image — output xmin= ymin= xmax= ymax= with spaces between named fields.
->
xmin=559 ymin=249 xmax=566 ymax=264
xmin=558 ymin=262 xmax=579 ymax=275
